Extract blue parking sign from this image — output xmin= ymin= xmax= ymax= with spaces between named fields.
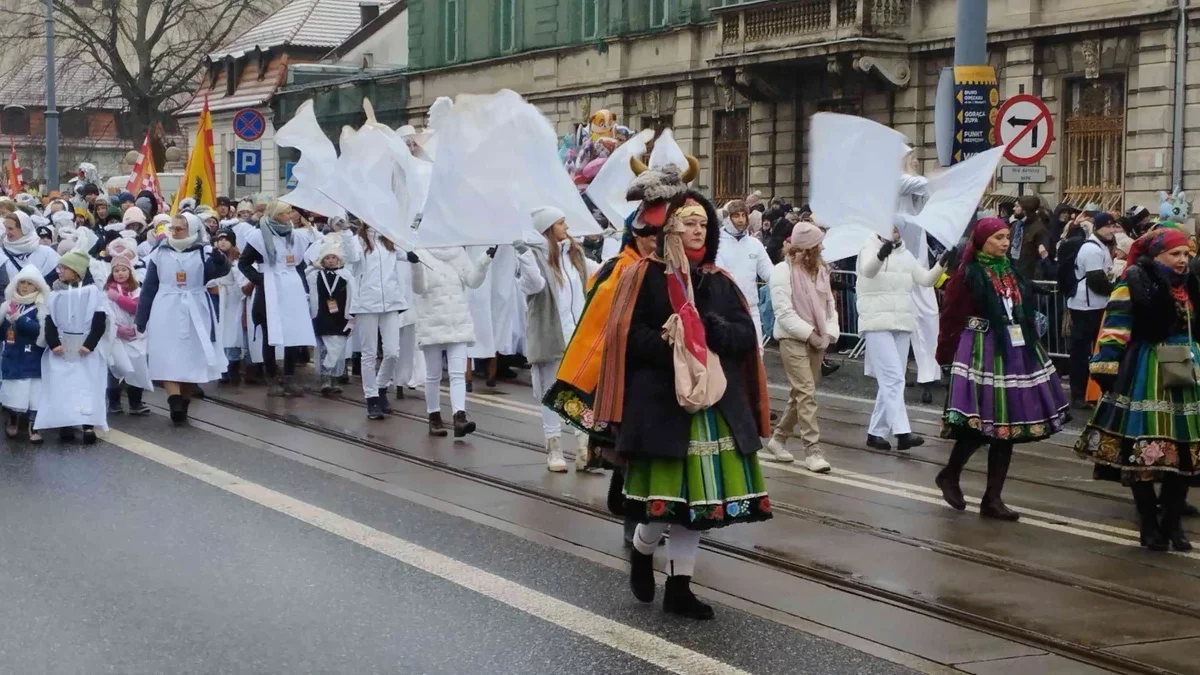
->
xmin=284 ymin=161 xmax=298 ymax=188
xmin=235 ymin=149 xmax=261 ymax=175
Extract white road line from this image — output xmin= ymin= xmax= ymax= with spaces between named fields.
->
xmin=445 ymin=388 xmax=1200 ymax=559
xmin=105 ymin=430 xmax=751 ymax=675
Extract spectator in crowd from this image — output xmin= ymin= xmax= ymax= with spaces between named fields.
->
xmin=1121 ymin=205 xmax=1153 ymax=239
xmin=997 ymin=201 xmax=1015 ymax=222
xmin=1066 ymin=212 xmax=1117 ymax=409
xmin=1009 ymin=195 xmax=1049 ymax=280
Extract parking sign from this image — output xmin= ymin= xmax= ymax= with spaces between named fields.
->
xmin=235 ymin=149 xmax=261 ymax=175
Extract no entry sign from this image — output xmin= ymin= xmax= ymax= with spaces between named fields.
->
xmin=994 ymin=95 xmax=1053 ymax=166
xmin=233 ymin=108 xmax=266 ymax=142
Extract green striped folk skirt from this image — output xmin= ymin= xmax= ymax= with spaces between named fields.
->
xmin=622 ymin=409 xmax=772 ymax=531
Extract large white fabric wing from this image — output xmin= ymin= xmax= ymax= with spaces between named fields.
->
xmin=316 ymin=125 xmax=416 ymax=249
xmin=809 ymin=113 xmax=908 ymax=238
xmin=275 ymin=100 xmax=347 ymax=220
xmin=584 ymin=128 xmax=654 ymax=230
xmin=914 ymin=146 xmax=1006 ymax=249
xmin=418 ymin=90 xmax=601 ymax=248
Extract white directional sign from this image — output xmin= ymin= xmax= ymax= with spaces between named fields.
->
xmin=1000 ymin=165 xmax=1048 ymax=184
xmin=994 ymin=94 xmax=1053 ymax=166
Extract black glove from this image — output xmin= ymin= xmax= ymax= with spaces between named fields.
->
xmin=406 ymin=251 xmax=420 ymax=264
xmin=877 ymin=239 xmax=896 ymax=261
xmin=486 ymin=246 xmax=498 ymax=258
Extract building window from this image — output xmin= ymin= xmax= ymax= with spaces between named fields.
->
xmin=649 ymin=0 xmax=668 ymax=27
xmin=580 ymin=0 xmax=600 ymax=39
xmin=60 ymin=109 xmax=88 ymax=138
xmin=1 ymin=106 xmax=30 ymax=135
xmin=713 ymin=108 xmax=748 ymax=204
xmin=499 ymin=0 xmax=517 ymax=52
xmin=1062 ymin=75 xmax=1125 ymax=212
xmin=444 ymin=0 xmax=460 ymax=63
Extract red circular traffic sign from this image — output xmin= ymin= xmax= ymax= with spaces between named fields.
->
xmin=233 ymin=108 xmax=266 ymax=142
xmin=993 ymin=94 xmax=1053 ymax=166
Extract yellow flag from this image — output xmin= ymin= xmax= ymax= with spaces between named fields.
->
xmin=171 ymin=96 xmax=217 ymax=214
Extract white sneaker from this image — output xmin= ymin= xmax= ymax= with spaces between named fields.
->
xmin=804 ymin=449 xmax=832 ymax=474
xmin=574 ymin=434 xmax=590 ymax=472
xmin=762 ymin=437 xmax=795 ymax=463
xmin=546 ymin=437 xmax=568 ymax=473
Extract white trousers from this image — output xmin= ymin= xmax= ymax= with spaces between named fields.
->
xmin=633 ymin=523 xmax=701 ymax=578
xmin=911 ymin=312 xmax=941 ymax=384
xmin=423 ymin=343 xmax=467 ymax=415
xmin=357 ymin=311 xmax=401 ymax=398
xmin=530 ymin=359 xmax=584 ymax=443
xmin=386 ymin=324 xmax=417 ymax=391
xmin=865 ymin=330 xmax=912 ymax=438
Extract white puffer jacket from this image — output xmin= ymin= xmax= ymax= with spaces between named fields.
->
xmin=769 ymin=261 xmax=840 ymax=344
xmin=347 ymin=232 xmax=411 ymax=315
xmin=411 ymin=247 xmax=491 ymax=348
xmin=855 ymin=235 xmax=943 ymax=334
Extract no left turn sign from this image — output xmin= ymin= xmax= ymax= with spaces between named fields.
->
xmin=994 ymin=94 xmax=1053 ymax=166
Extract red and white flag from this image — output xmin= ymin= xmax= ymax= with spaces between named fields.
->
xmin=125 ymin=131 xmax=162 ymax=201
xmin=7 ymin=138 xmax=21 ymax=196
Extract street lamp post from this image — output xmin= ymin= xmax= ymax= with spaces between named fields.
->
xmin=44 ymin=0 xmax=58 ymax=191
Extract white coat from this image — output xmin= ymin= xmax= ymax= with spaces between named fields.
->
xmin=854 ymin=236 xmax=944 ymax=334
xmin=715 ymin=226 xmax=773 ymax=313
xmin=466 ymin=244 xmax=517 ymax=358
xmin=141 ymin=246 xmax=229 ymax=383
xmin=517 ymin=240 xmax=599 ymax=344
xmin=35 ymin=285 xmax=108 ymax=430
xmin=212 ymin=264 xmax=250 ymax=351
xmin=245 ymin=228 xmax=317 ymax=349
xmin=0 ymin=245 xmax=60 ymax=284
xmin=411 ymin=247 xmax=491 ymax=348
xmin=768 ymin=262 xmax=840 ymax=344
xmin=348 ymin=234 xmax=411 ymax=315
xmin=104 ymin=284 xmax=152 ymax=391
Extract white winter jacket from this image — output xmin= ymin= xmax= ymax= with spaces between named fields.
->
xmin=411 ymin=247 xmax=491 ymax=348
xmin=715 ymin=226 xmax=772 ymax=310
xmin=855 ymin=235 xmax=943 ymax=334
xmin=517 ymin=240 xmax=600 ymax=343
xmin=347 ymin=233 xmax=411 ymax=315
xmin=769 ymin=262 xmax=840 ymax=345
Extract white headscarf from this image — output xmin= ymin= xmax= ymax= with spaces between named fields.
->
xmin=167 ymin=213 xmax=202 ymax=252
xmin=4 ymin=211 xmax=41 ymax=256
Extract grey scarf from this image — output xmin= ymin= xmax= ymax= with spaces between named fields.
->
xmin=258 ymin=216 xmax=294 ymax=266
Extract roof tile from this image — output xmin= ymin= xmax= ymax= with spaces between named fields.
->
xmin=210 ymin=0 xmax=396 ymax=59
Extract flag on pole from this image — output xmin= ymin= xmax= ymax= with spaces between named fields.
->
xmin=8 ymin=139 xmax=22 ymax=196
xmin=171 ymin=96 xmax=217 ymax=213
xmin=125 ymin=131 xmax=163 ymax=203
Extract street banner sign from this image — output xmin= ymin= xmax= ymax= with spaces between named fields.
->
xmin=1000 ymin=165 xmax=1048 ymax=184
xmin=233 ymin=108 xmax=266 ymax=142
xmin=995 ymin=95 xmax=1053 ymax=166
xmin=951 ymin=65 xmax=999 ymax=164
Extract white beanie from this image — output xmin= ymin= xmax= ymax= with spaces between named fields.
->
xmin=531 ymin=206 xmax=566 ymax=234
xmin=123 ymin=206 xmax=147 ymax=227
xmin=316 ymin=236 xmax=345 ymax=268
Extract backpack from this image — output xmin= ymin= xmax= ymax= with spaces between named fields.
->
xmin=1055 ymin=237 xmax=1100 ymax=298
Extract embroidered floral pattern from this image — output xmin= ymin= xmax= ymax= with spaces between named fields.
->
xmin=942 ymin=410 xmax=1066 ymax=443
xmin=1139 ymin=440 xmax=1166 ymax=466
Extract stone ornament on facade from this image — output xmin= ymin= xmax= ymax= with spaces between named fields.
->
xmin=576 ymin=95 xmax=592 ymax=119
xmin=646 ymin=89 xmax=661 ymax=116
xmin=715 ymin=73 xmax=735 ymax=112
xmin=853 ymin=55 xmax=911 ymax=88
xmin=1082 ymin=40 xmax=1101 ymax=79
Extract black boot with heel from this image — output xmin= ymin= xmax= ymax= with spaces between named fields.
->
xmin=979 ymin=442 xmax=1020 ymax=521
xmin=1132 ymin=482 xmax=1169 ymax=551
xmin=935 ymin=439 xmax=979 ymax=511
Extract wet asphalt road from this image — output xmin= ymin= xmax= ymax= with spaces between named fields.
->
xmin=0 ymin=416 xmax=920 ymax=675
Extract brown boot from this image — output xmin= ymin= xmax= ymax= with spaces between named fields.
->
xmin=428 ymin=411 xmax=449 ymax=437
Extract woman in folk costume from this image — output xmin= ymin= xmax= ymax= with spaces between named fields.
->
xmin=346 ymin=225 xmax=409 ymax=419
xmin=1076 ymin=228 xmax=1198 ymax=551
xmin=856 ymin=225 xmax=947 ymax=451
xmin=36 ymin=251 xmax=109 ymax=443
xmin=516 ymin=206 xmax=600 ymax=473
xmin=238 ymin=199 xmax=317 ymax=398
xmin=0 ymin=210 xmax=60 ymax=290
xmin=409 ymin=244 xmax=494 ymax=438
xmin=210 ymin=229 xmax=249 ymax=385
xmin=0 ymin=265 xmax=50 ymax=443
xmin=308 ymin=235 xmax=356 ymax=397
xmin=103 ymin=241 xmax=151 ymax=416
xmin=762 ymin=221 xmax=840 ymax=473
xmin=936 ymin=217 xmax=1069 ymax=521
xmin=135 ymin=212 xmax=231 ymax=425
xmin=895 ymin=152 xmax=941 ymax=404
xmin=594 ymin=162 xmax=772 ymax=621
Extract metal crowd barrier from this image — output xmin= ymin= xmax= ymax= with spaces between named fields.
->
xmin=814 ymin=270 xmax=1068 ymax=360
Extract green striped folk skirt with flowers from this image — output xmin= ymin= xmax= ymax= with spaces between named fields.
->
xmin=622 ymin=408 xmax=772 ymax=531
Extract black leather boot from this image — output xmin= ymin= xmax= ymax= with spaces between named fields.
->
xmin=866 ymin=434 xmax=891 ymax=450
xmin=378 ymin=390 xmax=391 ymax=413
xmin=663 ymin=575 xmax=714 ymax=620
xmin=367 ymin=397 xmax=384 ymax=421
xmin=167 ymin=394 xmax=186 ymax=425
xmin=427 ymin=411 xmax=448 ymax=437
xmin=629 ymin=545 xmax=655 ymax=603
xmin=935 ymin=439 xmax=979 ymax=511
xmin=623 ymin=518 xmax=637 ymax=548
xmin=107 ymin=388 xmax=123 ymax=415
xmin=227 ymin=360 xmax=242 ymax=386
xmin=607 ymin=468 xmax=626 ymax=516
xmin=1132 ymin=481 xmax=1169 ymax=551
xmin=896 ymin=433 xmax=925 ymax=450
xmin=1161 ymin=476 xmax=1194 ymax=552
xmin=453 ymin=411 xmax=476 ymax=438
xmin=979 ymin=442 xmax=1020 ymax=521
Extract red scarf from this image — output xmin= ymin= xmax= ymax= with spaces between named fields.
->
xmin=684 ymin=246 xmax=706 ymax=266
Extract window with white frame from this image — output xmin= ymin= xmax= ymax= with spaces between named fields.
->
xmin=580 ymin=0 xmax=599 ymax=39
xmin=444 ymin=0 xmax=460 ymax=63
xmin=499 ymin=0 xmax=517 ymax=52
xmin=649 ymin=0 xmax=668 ymax=27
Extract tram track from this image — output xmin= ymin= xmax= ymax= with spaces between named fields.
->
xmin=194 ymin=390 xmax=1186 ymax=675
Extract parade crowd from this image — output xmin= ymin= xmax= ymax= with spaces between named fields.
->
xmin=2 ymin=105 xmax=1196 ymax=626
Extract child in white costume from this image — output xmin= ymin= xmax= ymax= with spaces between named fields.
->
xmin=103 ymin=243 xmax=152 ymax=415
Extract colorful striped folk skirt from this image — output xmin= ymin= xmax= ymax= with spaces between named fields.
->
xmin=941 ymin=323 xmax=1070 ymax=443
xmin=622 ymin=408 xmax=772 ymax=531
xmin=1077 ymin=337 xmax=1200 ymax=484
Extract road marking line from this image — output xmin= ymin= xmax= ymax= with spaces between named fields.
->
xmin=437 ymin=387 xmax=1198 ymax=558
xmin=105 ymin=430 xmax=751 ymax=675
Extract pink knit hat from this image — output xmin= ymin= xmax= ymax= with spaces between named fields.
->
xmin=790 ymin=221 xmax=824 ymax=250
xmin=107 ymin=238 xmax=138 ymax=271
